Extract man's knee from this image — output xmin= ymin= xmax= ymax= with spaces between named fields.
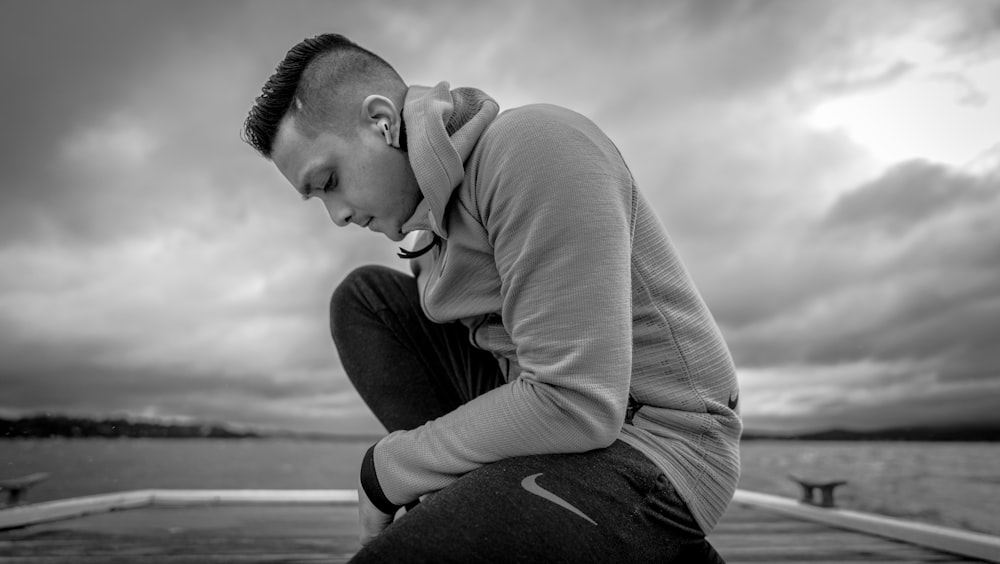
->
xmin=332 ymin=265 xmax=388 ymax=311
xmin=330 ymin=265 xmax=411 ymax=342
xmin=331 ymin=266 xmax=385 ymax=334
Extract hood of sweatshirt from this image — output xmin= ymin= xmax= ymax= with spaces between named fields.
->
xmin=400 ymin=82 xmax=499 ymax=239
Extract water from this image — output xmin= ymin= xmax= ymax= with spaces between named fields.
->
xmin=0 ymin=438 xmax=371 ymax=502
xmin=2 ymin=438 xmax=997 ymax=536
xmin=739 ymin=440 xmax=1000 ymax=536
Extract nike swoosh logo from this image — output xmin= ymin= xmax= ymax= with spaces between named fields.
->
xmin=520 ymin=473 xmax=597 ymax=526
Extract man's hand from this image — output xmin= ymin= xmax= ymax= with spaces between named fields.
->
xmin=358 ymin=478 xmax=395 ymax=546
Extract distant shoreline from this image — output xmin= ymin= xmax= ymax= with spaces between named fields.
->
xmin=0 ymin=434 xmax=387 ymax=442
xmin=741 ymin=427 xmax=999 ymax=442
xmin=0 ymin=415 xmax=383 ymax=442
xmin=4 ymin=414 xmax=998 ymax=442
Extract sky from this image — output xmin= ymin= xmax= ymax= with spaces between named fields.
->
xmin=1 ymin=0 xmax=998 ymax=435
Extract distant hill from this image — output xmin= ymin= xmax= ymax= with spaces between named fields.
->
xmin=0 ymin=414 xmax=383 ymax=442
xmin=0 ymin=414 xmax=260 ymax=439
xmin=7 ymin=414 xmax=993 ymax=442
xmin=743 ymin=425 xmax=1000 ymax=442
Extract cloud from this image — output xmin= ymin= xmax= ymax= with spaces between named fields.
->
xmin=724 ymin=158 xmax=1000 ymax=429
xmin=0 ymin=347 xmax=379 ymax=433
xmin=940 ymin=0 xmax=1000 ymax=55
xmin=1 ymin=1 xmax=998 ymax=435
xmin=0 ymin=2 xmax=232 ymax=227
xmin=823 ymin=160 xmax=998 ymax=233
xmin=742 ymin=362 xmax=1000 ymax=432
xmin=731 ymin=158 xmax=999 ymax=325
xmin=62 ymin=116 xmax=159 ymax=168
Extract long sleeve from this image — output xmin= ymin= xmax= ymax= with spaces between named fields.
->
xmin=371 ymin=105 xmax=636 ymax=506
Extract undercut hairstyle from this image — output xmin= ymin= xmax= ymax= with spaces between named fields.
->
xmin=242 ymin=33 xmax=405 ymax=158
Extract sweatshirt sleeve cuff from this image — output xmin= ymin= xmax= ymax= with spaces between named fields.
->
xmin=360 ymin=443 xmax=402 ymax=516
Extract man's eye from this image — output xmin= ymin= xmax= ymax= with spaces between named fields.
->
xmin=301 ymin=177 xmax=334 ymax=201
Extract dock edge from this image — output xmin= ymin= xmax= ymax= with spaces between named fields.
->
xmin=1 ymin=488 xmax=997 ymax=563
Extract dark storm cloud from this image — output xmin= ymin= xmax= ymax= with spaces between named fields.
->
xmin=824 ymin=160 xmax=998 ymax=234
xmin=729 ymin=158 xmax=1000 ymax=352
xmin=727 ymin=157 xmax=1000 ymax=432
xmin=0 ymin=334 xmax=366 ymax=430
xmin=749 ymin=381 xmax=1000 ymax=432
xmin=0 ymin=1 xmax=235 ymax=242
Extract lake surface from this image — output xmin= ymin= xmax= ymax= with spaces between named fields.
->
xmin=2 ymin=438 xmax=997 ymax=536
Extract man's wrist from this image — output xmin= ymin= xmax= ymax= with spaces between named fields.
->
xmin=360 ymin=443 xmax=401 ymax=515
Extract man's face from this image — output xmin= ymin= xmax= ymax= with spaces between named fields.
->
xmin=271 ymin=116 xmax=421 ymax=242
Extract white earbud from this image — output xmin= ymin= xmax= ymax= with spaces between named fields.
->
xmin=379 ymin=119 xmax=392 ymax=145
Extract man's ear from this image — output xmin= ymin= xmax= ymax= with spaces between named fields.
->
xmin=361 ymin=95 xmax=400 ymax=148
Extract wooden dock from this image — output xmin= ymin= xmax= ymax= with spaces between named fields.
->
xmin=1 ymin=489 xmax=997 ymax=563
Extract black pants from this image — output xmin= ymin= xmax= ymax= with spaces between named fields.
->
xmin=332 ymin=265 xmax=725 ymax=563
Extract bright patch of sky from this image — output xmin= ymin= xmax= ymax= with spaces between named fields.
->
xmin=806 ymin=37 xmax=1000 ymax=167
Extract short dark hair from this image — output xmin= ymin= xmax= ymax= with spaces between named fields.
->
xmin=242 ymin=33 xmax=403 ymax=158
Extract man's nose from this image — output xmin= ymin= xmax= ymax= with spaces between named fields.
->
xmin=324 ymin=198 xmax=353 ymax=227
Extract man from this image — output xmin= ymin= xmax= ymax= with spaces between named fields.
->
xmin=243 ymin=33 xmax=740 ymax=563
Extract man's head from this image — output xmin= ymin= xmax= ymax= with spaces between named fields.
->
xmin=243 ymin=34 xmax=421 ymax=242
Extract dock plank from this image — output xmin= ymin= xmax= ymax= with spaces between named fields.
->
xmin=0 ymin=499 xmax=992 ymax=563
xmin=709 ymin=501 xmax=990 ymax=563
